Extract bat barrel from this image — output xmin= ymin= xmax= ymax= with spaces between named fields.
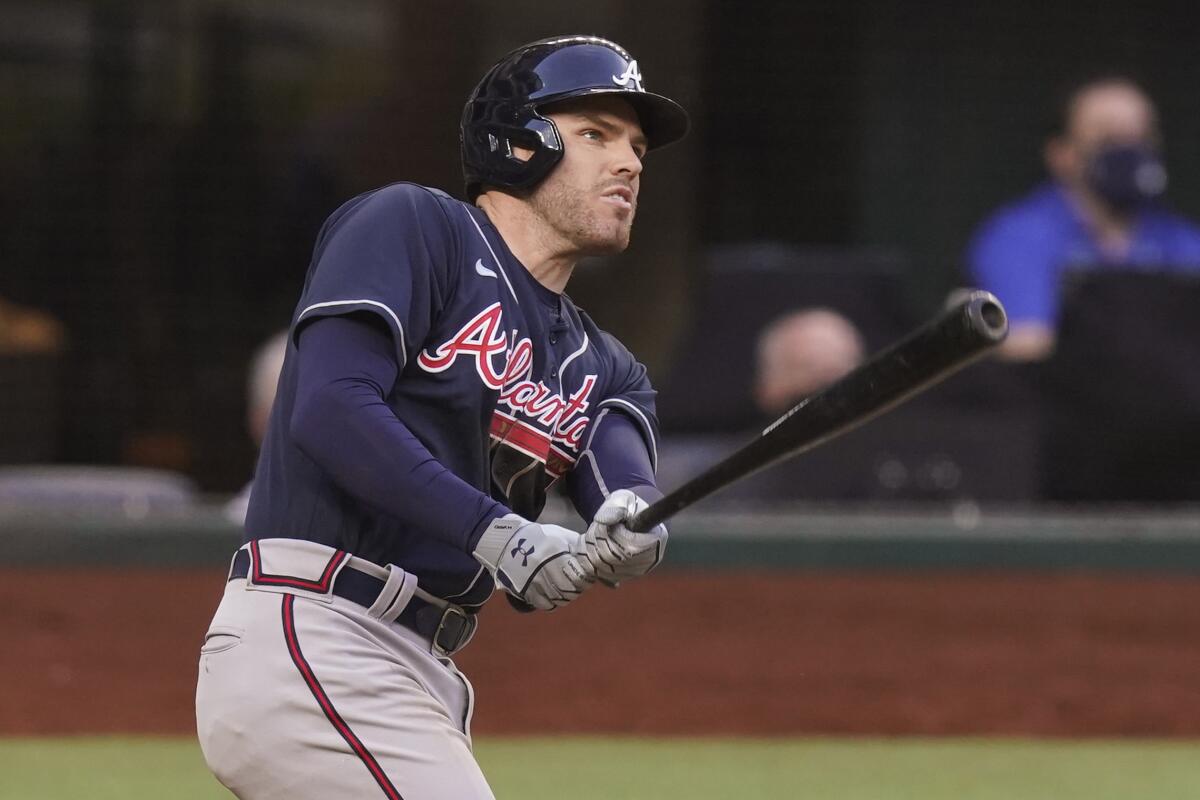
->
xmin=627 ymin=290 xmax=1008 ymax=532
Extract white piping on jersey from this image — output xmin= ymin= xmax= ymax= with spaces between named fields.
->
xmin=298 ymin=299 xmax=408 ymax=369
xmin=463 ymin=209 xmax=520 ymax=304
xmin=577 ymin=407 xmax=613 ymax=498
xmin=596 ymin=397 xmax=659 ymax=472
xmin=546 ymin=333 xmax=590 ymax=473
xmin=502 ymin=458 xmax=543 ymax=500
xmin=557 ymin=333 xmax=590 ymax=376
xmin=444 ymin=563 xmax=486 ymax=601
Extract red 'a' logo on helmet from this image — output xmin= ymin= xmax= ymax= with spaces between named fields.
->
xmin=417 ymin=303 xmax=509 ymax=388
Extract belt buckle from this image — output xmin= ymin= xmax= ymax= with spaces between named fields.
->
xmin=431 ymin=604 xmax=477 ymax=658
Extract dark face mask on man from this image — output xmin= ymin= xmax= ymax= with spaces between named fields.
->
xmin=1083 ymin=143 xmax=1168 ymax=213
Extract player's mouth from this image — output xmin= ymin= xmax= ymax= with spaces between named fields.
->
xmin=599 ymin=185 xmax=635 ymax=214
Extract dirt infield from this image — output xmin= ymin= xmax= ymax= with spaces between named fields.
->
xmin=3 ymin=568 xmax=1199 ymax=736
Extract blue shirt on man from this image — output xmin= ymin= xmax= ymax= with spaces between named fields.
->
xmin=967 ymin=182 xmax=1200 ymax=326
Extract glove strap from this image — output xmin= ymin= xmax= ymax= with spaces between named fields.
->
xmin=472 ymin=514 xmax=526 ymax=570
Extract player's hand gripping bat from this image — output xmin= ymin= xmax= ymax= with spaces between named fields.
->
xmin=625 ymin=289 xmax=1008 ymax=532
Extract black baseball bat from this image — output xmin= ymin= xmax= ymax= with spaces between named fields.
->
xmin=626 ymin=290 xmax=1008 ymax=532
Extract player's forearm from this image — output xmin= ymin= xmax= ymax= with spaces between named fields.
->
xmin=566 ymin=408 xmax=661 ymax=522
xmin=292 ymin=315 xmax=509 ymax=551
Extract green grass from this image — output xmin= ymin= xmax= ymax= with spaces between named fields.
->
xmin=2 ymin=736 xmax=1199 ymax=799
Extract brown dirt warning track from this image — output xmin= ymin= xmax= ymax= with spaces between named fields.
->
xmin=2 ymin=568 xmax=1199 ymax=736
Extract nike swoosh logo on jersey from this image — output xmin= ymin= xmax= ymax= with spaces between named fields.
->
xmin=475 ymin=258 xmax=497 ymax=278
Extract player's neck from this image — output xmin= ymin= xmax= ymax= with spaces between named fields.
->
xmin=476 ymin=193 xmax=576 ymax=294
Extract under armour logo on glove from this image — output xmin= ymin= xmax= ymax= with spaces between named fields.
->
xmin=511 ymin=538 xmax=535 ymax=566
xmin=474 ymin=514 xmax=596 ymax=612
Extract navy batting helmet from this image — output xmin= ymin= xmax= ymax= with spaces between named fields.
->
xmin=460 ymin=35 xmax=689 ymax=200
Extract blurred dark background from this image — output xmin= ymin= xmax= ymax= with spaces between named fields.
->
xmin=2 ymin=0 xmax=1199 ymax=497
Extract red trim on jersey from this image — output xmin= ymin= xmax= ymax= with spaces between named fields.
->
xmin=490 ymin=411 xmax=580 ymax=464
xmin=281 ymin=594 xmax=405 ymax=799
xmin=546 ymin=443 xmax=579 ymax=478
xmin=490 ymin=412 xmax=549 ymax=455
xmin=249 ymin=540 xmax=346 ymax=592
xmin=490 ymin=411 xmax=582 ymax=479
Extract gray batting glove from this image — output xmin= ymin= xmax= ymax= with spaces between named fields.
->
xmin=583 ymin=489 xmax=668 ymax=586
xmin=473 ymin=514 xmax=595 ymax=611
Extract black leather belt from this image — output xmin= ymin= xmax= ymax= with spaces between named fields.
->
xmin=228 ymin=548 xmax=476 ymax=657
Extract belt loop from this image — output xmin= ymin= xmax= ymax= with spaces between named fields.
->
xmin=226 ymin=547 xmax=246 ymax=582
xmin=366 ymin=564 xmax=417 ymax=625
xmin=243 ymin=539 xmax=350 ymax=604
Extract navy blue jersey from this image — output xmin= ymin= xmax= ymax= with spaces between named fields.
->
xmin=245 ymin=183 xmax=659 ymax=607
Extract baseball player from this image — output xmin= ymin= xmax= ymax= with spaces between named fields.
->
xmin=195 ymin=35 xmax=687 ymax=799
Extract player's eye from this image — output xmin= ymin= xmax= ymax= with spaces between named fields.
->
xmin=581 ymin=129 xmax=603 ymax=142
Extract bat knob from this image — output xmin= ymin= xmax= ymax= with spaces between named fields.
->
xmin=963 ymin=290 xmax=1008 ymax=342
xmin=505 ymin=593 xmax=537 ymax=613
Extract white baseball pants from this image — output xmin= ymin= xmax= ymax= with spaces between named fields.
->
xmin=195 ymin=540 xmax=495 ymax=799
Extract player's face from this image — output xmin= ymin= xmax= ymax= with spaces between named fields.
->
xmin=528 ymin=96 xmax=647 ymax=255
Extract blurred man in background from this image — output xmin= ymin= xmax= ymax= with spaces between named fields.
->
xmin=225 ymin=330 xmax=288 ymax=523
xmin=753 ymin=308 xmax=865 ymax=416
xmin=967 ymin=77 xmax=1200 ymax=361
xmin=0 ymin=296 xmax=64 ymax=355
xmin=968 ymin=77 xmax=1200 ymax=502
xmin=0 ymin=296 xmax=65 ymax=464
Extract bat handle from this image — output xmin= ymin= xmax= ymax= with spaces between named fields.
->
xmin=626 ymin=503 xmax=667 ymax=534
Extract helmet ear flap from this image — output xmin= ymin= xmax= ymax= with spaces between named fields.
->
xmin=469 ymin=112 xmax=565 ymax=199
xmin=499 ymin=114 xmax=561 ymax=159
xmin=509 ymin=114 xmax=564 ymax=183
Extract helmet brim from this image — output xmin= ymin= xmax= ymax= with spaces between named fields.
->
xmin=537 ymin=88 xmax=690 ymax=152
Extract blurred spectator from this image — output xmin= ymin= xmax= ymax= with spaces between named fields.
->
xmin=0 ymin=296 xmax=65 ymax=354
xmin=967 ymin=77 xmax=1200 ymax=361
xmin=753 ymin=308 xmax=865 ymax=415
xmin=246 ymin=331 xmax=289 ymax=446
xmin=652 ymin=248 xmax=1043 ymax=506
xmin=657 ymin=311 xmax=1039 ymax=506
xmin=225 ymin=330 xmax=288 ymax=523
xmin=654 ymin=245 xmax=908 ymax=433
xmin=0 ymin=296 xmax=66 ymax=463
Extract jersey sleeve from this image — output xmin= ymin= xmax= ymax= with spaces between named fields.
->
xmin=564 ymin=330 xmax=662 ymax=522
xmin=291 ymin=314 xmax=509 ymax=551
xmin=293 ymin=183 xmax=458 ymax=369
xmin=590 ymin=330 xmax=660 ymax=472
xmin=565 ymin=408 xmax=661 ymax=524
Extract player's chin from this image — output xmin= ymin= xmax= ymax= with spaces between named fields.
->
xmin=600 ymin=219 xmax=635 ymax=252
xmin=573 ymin=224 xmax=631 ymax=256
xmin=609 ymin=226 xmax=633 ymax=252
xmin=586 ymin=232 xmax=631 ymax=255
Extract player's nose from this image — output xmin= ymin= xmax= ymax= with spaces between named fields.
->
xmin=611 ymin=137 xmax=644 ymax=179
